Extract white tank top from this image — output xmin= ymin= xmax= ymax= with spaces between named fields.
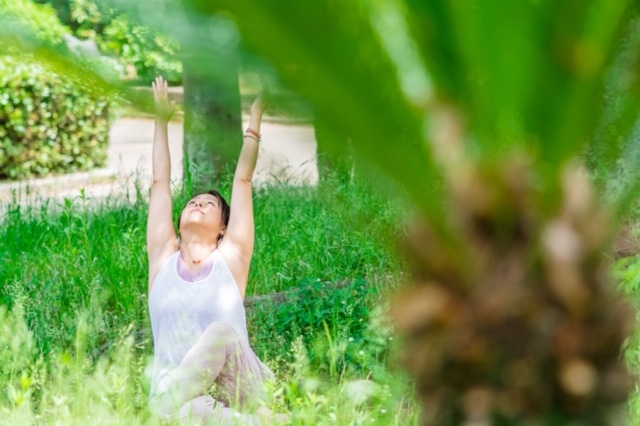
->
xmin=148 ymin=249 xmax=249 ymax=396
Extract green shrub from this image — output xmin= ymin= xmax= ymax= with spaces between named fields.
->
xmin=0 ymin=56 xmax=109 ymax=180
xmin=0 ymin=0 xmax=69 ymax=46
xmin=68 ymin=0 xmax=182 ymax=83
xmin=99 ymin=15 xmax=182 ymax=84
xmin=30 ymin=0 xmax=182 ymax=84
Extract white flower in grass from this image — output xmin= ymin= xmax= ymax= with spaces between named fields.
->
xmin=381 ymin=408 xmax=387 ymax=414
xmin=358 ymin=350 xmax=364 ymax=356
xmin=342 ymin=379 xmax=379 ymax=406
xmin=348 ymin=337 xmax=354 ymax=342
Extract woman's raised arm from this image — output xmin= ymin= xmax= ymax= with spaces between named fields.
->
xmin=147 ymin=76 xmax=178 ymax=288
xmin=220 ymin=92 xmax=269 ymax=296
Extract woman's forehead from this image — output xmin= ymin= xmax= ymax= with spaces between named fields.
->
xmin=191 ymin=193 xmax=217 ymax=201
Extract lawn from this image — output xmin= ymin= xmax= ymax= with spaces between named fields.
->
xmin=0 ymin=171 xmax=419 ymax=425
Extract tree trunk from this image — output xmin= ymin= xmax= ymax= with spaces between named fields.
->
xmin=182 ymin=49 xmax=242 ymax=191
xmin=314 ymin=112 xmax=353 ymax=184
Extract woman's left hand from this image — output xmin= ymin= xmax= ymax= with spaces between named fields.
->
xmin=250 ymin=86 xmax=270 ymax=117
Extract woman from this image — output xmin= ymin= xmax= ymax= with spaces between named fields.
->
xmin=146 ymin=76 xmax=280 ymax=424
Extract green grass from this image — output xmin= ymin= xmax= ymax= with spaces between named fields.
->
xmin=5 ymin=167 xmax=640 ymax=425
xmin=0 ymin=173 xmax=418 ymax=424
xmin=11 ymin=162 xmax=640 ymax=425
xmin=613 ymin=255 xmax=640 ymax=424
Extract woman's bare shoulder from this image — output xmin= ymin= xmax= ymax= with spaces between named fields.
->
xmin=217 ymin=241 xmax=251 ymax=297
xmin=148 ymin=242 xmax=179 ymax=291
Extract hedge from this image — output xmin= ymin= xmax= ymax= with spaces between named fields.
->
xmin=0 ymin=56 xmax=110 ymax=180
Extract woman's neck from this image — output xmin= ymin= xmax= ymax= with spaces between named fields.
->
xmin=179 ymin=240 xmax=217 ymax=268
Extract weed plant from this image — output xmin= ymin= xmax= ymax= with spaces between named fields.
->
xmin=0 ymin=172 xmax=417 ymax=424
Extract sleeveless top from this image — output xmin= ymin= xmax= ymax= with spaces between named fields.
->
xmin=148 ymin=249 xmax=249 ymax=397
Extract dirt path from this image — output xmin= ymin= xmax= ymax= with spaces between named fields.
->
xmin=109 ymin=117 xmax=318 ymax=186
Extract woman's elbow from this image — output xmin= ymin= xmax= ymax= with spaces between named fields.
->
xmin=233 ymin=175 xmax=253 ymax=186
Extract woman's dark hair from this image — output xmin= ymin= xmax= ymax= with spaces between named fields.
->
xmin=177 ymin=189 xmax=230 ymax=232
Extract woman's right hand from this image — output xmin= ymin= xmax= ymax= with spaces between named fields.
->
xmin=152 ymin=76 xmax=175 ymax=122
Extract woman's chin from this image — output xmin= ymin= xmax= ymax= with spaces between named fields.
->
xmin=182 ymin=221 xmax=216 ymax=234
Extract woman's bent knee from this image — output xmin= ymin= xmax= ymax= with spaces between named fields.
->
xmin=202 ymin=322 xmax=242 ymax=346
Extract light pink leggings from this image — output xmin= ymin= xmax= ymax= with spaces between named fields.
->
xmin=149 ymin=322 xmax=272 ymax=425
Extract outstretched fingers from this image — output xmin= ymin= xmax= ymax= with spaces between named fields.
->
xmin=153 ymin=76 xmax=168 ymax=100
xmin=152 ymin=76 xmax=175 ymax=122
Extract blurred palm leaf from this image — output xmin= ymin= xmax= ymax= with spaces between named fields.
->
xmin=406 ymin=1 xmax=638 ymax=189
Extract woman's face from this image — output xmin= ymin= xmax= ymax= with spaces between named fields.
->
xmin=179 ymin=193 xmax=224 ymax=235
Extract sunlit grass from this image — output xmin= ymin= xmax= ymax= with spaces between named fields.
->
xmin=0 ymin=172 xmax=417 ymax=424
xmin=5 ymin=167 xmax=640 ymax=424
xmin=0 ymin=302 xmax=419 ymax=425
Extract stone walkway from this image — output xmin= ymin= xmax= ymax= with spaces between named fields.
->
xmin=0 ymin=117 xmax=318 ymax=211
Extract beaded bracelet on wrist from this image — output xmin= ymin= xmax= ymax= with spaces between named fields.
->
xmin=244 ymin=133 xmax=260 ymax=142
xmin=246 ymin=128 xmax=261 ymax=138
